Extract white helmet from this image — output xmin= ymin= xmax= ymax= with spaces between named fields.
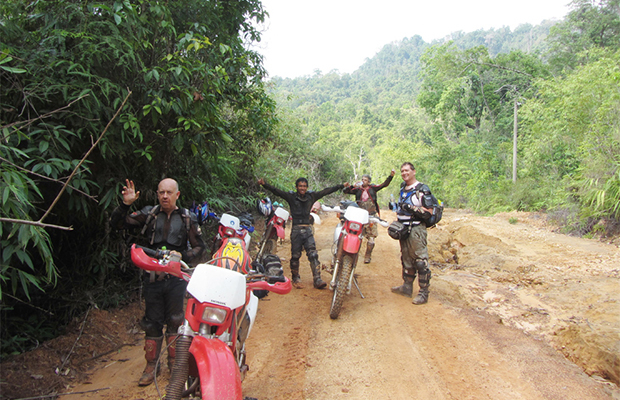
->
xmin=257 ymin=197 xmax=273 ymax=217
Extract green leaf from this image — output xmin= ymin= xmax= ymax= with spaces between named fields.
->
xmin=0 ymin=66 xmax=27 ymax=74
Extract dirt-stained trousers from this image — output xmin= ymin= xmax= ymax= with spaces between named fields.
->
xmin=289 ymin=225 xmax=321 ymax=278
xmin=399 ymin=223 xmax=430 ymax=284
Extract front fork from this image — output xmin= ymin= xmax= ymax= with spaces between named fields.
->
xmin=329 ymin=238 xmax=360 ymax=295
xmin=167 ymin=322 xmax=195 ymax=400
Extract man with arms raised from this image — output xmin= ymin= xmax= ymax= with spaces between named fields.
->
xmin=258 ymin=177 xmax=349 ymax=289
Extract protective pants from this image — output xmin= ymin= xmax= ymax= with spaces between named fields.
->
xmin=290 ymin=225 xmax=326 ymax=288
xmin=139 ymin=277 xmax=187 ymax=385
xmin=396 ymin=223 xmax=431 ymax=304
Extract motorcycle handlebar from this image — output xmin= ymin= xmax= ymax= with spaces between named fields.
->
xmin=135 ymin=245 xmax=168 ymax=259
xmin=246 ymin=276 xmax=292 ymax=295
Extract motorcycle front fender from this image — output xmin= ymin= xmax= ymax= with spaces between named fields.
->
xmin=274 ymin=224 xmax=286 ymax=239
xmin=341 ymin=234 xmax=362 ymax=254
xmin=189 ymin=336 xmax=242 ymax=400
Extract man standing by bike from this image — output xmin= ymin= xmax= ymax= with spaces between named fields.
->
xmin=344 ymin=170 xmax=395 ymax=263
xmin=390 ymin=163 xmax=434 ymax=305
xmin=258 ymin=178 xmax=349 ymax=289
xmin=110 ymin=178 xmax=205 ymax=386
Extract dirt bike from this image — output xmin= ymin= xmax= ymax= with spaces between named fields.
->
xmin=322 ymin=201 xmax=388 ymax=319
xmin=130 ymin=241 xmax=291 ymax=400
xmin=208 ymin=211 xmax=255 ymax=273
xmin=255 ymin=197 xmax=290 ymax=263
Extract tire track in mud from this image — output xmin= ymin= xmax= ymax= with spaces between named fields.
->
xmin=244 ymin=250 xmax=328 ymax=400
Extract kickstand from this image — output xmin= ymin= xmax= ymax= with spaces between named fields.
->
xmin=353 ymin=276 xmax=364 ymax=299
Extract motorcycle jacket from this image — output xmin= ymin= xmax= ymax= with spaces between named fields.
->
xmin=261 ymin=182 xmax=344 ymax=226
xmin=110 ymin=203 xmax=205 ymax=265
xmin=396 ymin=182 xmax=432 ymax=224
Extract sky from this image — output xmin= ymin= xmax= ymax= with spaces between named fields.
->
xmin=255 ymin=0 xmax=572 ymax=79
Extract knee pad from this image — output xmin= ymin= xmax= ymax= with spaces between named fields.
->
xmin=414 ymin=259 xmax=428 ymax=272
xmin=140 ymin=317 xmax=163 ymax=337
xmin=290 ymin=258 xmax=300 ymax=270
xmin=307 ymin=250 xmax=319 ymax=264
xmin=367 ymin=237 xmax=375 ymax=245
xmin=166 ymin=313 xmax=184 ymax=334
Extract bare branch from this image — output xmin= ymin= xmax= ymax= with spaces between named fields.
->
xmin=3 ymin=293 xmax=55 ymax=315
xmin=39 ymin=90 xmax=132 ymax=223
xmin=1 ymin=94 xmax=90 ymax=137
xmin=14 ymin=387 xmax=111 ymax=400
xmin=0 ymin=156 xmax=98 ymax=202
xmin=0 ymin=217 xmax=73 ymax=231
xmin=57 ymin=306 xmax=91 ymax=375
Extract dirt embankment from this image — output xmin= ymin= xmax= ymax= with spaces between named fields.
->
xmin=1 ymin=208 xmax=618 ymax=400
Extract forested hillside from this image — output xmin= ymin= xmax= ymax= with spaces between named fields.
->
xmin=259 ymin=0 xmax=620 ymax=235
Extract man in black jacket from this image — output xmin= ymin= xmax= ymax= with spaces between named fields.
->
xmin=110 ymin=178 xmax=205 ymax=386
xmin=344 ymin=170 xmax=395 ymax=263
xmin=258 ymin=177 xmax=349 ymax=289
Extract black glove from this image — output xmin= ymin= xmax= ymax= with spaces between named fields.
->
xmin=404 ymin=204 xmax=429 ymax=219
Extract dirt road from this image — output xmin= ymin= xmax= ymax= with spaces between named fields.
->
xmin=4 ymin=209 xmax=619 ymax=400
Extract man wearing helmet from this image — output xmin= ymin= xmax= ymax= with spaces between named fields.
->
xmin=343 ymin=169 xmax=395 ymax=263
xmin=258 ymin=177 xmax=349 ymax=289
xmin=110 ymin=178 xmax=205 ymax=385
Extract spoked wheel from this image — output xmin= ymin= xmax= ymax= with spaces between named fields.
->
xmin=262 ymin=237 xmax=276 ymax=257
xmin=329 ymin=254 xmax=353 ymax=319
xmin=257 ymin=227 xmax=275 ymax=260
xmin=182 ymin=375 xmax=200 ymax=398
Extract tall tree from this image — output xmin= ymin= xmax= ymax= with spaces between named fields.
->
xmin=547 ymin=0 xmax=620 ymax=72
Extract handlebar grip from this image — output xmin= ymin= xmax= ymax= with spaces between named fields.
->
xmin=135 ymin=245 xmax=167 ymax=259
xmin=267 ymin=275 xmax=286 ymax=284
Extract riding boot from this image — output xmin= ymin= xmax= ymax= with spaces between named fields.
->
xmin=138 ymin=336 xmax=163 ymax=386
xmin=413 ymin=270 xmax=431 ymax=305
xmin=310 ymin=261 xmax=327 ymax=289
xmin=391 ymin=270 xmax=415 ymax=297
xmin=165 ymin=334 xmax=178 ymax=370
xmin=364 ymin=242 xmax=375 ymax=264
xmin=290 ymin=259 xmax=303 ymax=289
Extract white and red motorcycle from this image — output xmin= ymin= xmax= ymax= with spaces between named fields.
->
xmin=255 ymin=197 xmax=290 ymax=263
xmin=130 ymin=206 xmax=291 ymax=400
xmin=322 ymin=201 xmax=388 ymax=319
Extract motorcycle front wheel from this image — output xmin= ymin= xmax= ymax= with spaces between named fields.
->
xmin=329 ymin=254 xmax=353 ymax=319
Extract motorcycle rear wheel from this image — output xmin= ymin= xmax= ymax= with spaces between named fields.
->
xmin=329 ymin=254 xmax=353 ymax=319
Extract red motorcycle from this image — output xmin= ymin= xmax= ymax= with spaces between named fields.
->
xmin=322 ymin=202 xmax=387 ymax=319
xmin=130 ymin=215 xmax=291 ymax=399
xmin=255 ymin=198 xmax=289 ymax=263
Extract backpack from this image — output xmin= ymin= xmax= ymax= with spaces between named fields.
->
xmin=416 ymin=183 xmax=443 ymax=228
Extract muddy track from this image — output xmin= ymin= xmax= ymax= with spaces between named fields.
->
xmin=3 ymin=208 xmax=618 ymax=400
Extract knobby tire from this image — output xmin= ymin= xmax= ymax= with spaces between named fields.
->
xmin=330 ymin=254 xmax=353 ymax=319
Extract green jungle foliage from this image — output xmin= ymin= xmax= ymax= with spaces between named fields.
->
xmin=1 ymin=0 xmax=276 ymax=356
xmin=264 ymin=0 xmax=619 ymax=229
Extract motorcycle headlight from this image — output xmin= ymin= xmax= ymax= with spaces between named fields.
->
xmin=201 ymin=307 xmax=227 ymax=324
xmin=349 ymin=222 xmax=362 ymax=231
